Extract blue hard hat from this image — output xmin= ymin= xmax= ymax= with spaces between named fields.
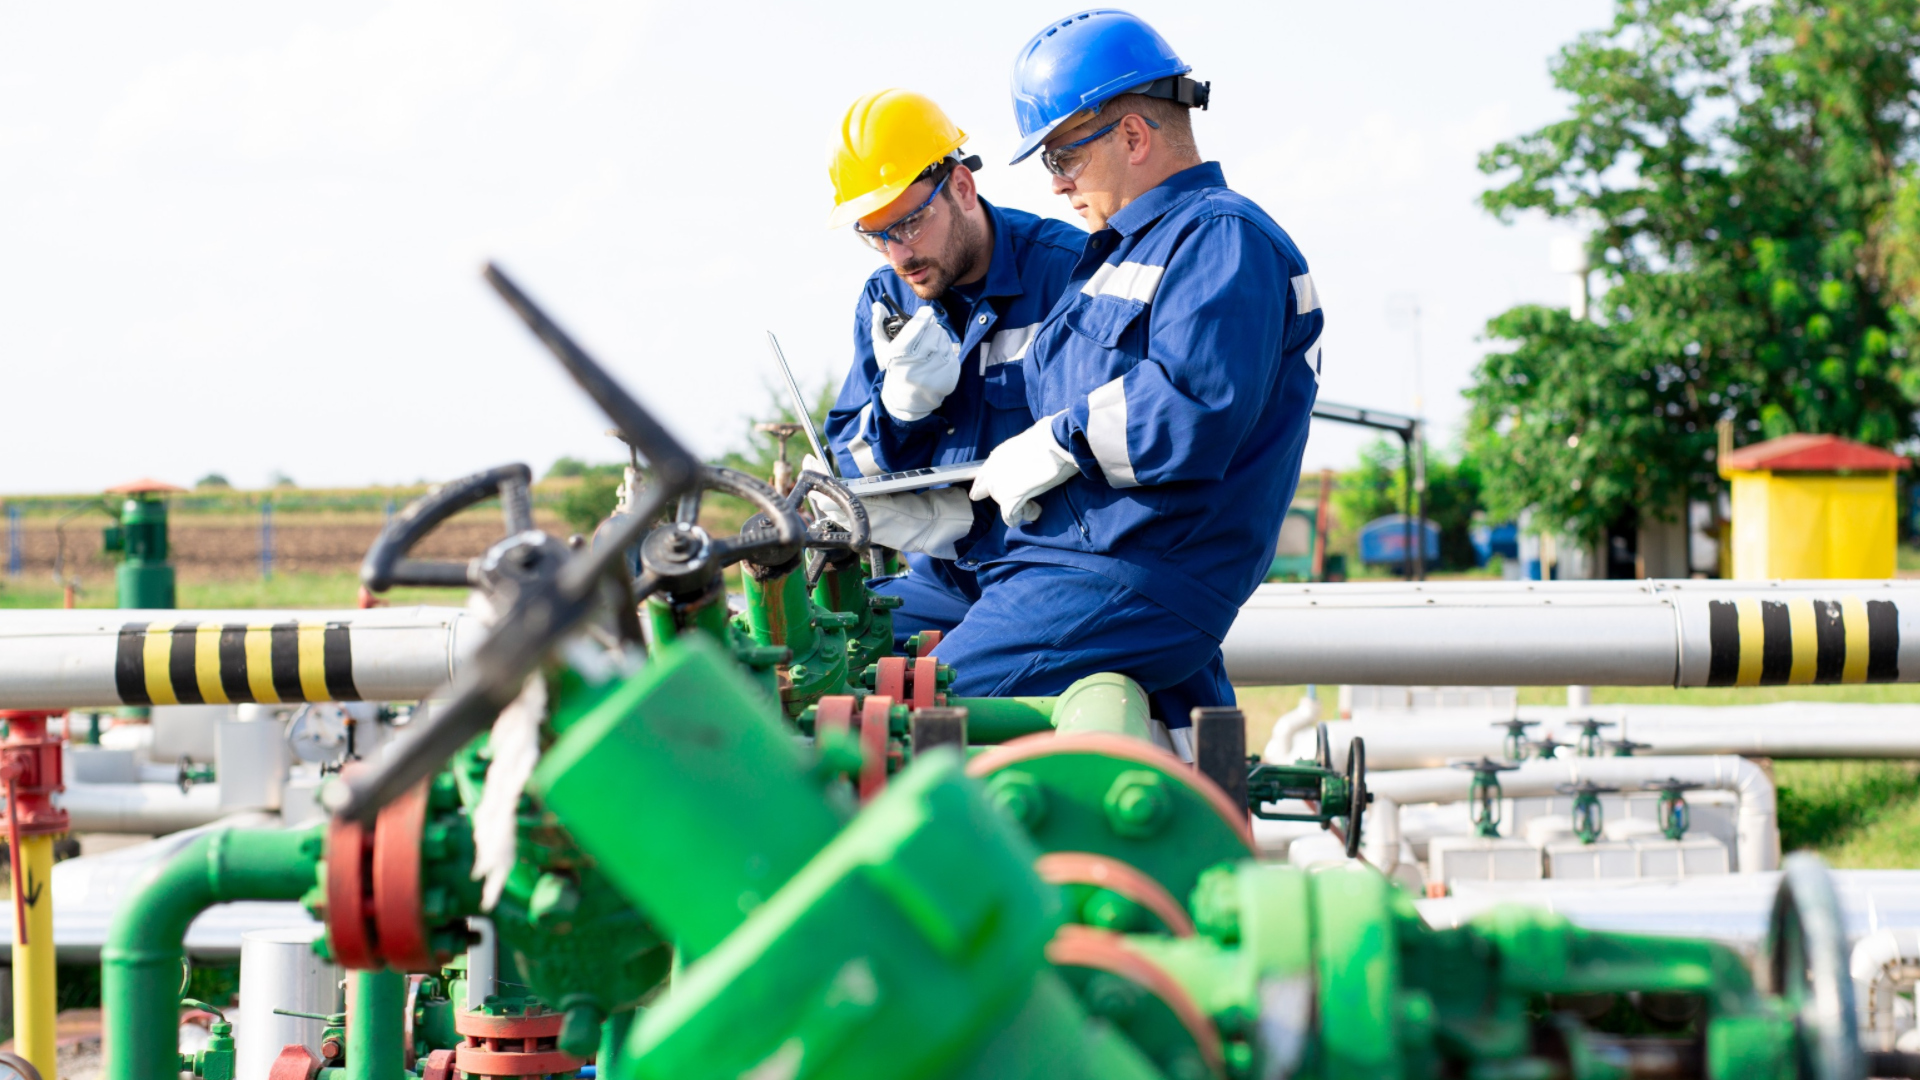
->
xmin=1008 ymin=9 xmax=1208 ymax=165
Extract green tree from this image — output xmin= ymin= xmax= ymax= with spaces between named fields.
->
xmin=1470 ymin=0 xmax=1920 ymax=544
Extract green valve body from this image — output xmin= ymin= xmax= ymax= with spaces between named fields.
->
xmin=110 ymin=493 xmax=175 ymax=608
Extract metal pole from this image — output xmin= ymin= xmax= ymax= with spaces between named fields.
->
xmin=260 ymin=499 xmax=274 ymax=581
xmin=12 ymin=833 xmax=54 ymax=1078
xmin=5 ymin=506 xmax=19 ymax=578
xmin=1412 ymin=421 xmax=1427 ymax=581
xmin=1400 ymin=432 xmax=1414 ymax=581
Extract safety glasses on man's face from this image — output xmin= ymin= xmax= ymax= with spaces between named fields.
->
xmin=853 ymin=171 xmax=952 ymax=253
xmin=1040 ymin=115 xmax=1159 ymax=180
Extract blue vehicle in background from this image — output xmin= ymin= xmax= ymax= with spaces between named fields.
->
xmin=1357 ymin=514 xmax=1440 ymax=573
xmin=1471 ymin=519 xmax=1519 ymax=566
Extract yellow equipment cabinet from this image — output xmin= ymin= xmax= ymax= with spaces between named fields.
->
xmin=1723 ymin=433 xmax=1908 ymax=579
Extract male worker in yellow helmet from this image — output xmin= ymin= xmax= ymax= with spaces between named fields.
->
xmin=817 ymin=89 xmax=1085 ymax=655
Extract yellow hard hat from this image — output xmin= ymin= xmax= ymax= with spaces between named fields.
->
xmin=827 ymin=89 xmax=969 ymax=229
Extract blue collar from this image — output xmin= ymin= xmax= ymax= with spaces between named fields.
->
xmin=1105 ymin=161 xmax=1228 ymax=239
xmin=975 ymin=198 xmax=1023 ymax=300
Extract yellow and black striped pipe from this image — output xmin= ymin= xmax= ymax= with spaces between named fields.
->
xmin=1705 ymin=596 xmax=1898 ymax=686
xmin=114 ymin=620 xmax=358 ymax=705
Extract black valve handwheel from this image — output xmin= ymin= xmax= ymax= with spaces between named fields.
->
xmin=361 ymin=463 xmax=536 ymax=592
xmin=634 ymin=466 xmax=807 ymax=602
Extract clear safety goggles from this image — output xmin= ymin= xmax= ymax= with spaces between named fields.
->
xmin=853 ymin=169 xmax=952 ymax=253
xmin=1040 ymin=114 xmax=1159 ymax=180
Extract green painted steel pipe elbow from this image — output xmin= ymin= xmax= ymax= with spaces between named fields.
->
xmin=1051 ymin=673 xmax=1153 ymax=741
xmin=102 ymin=826 xmax=323 ymax=1080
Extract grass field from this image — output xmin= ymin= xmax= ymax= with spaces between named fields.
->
xmin=0 ymin=569 xmax=464 ymax=610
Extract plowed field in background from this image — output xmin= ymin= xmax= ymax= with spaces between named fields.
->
xmin=8 ymin=513 xmax=567 ymax=582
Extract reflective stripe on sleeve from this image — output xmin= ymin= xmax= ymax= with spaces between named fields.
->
xmin=1086 ymin=376 xmax=1139 ymax=488
xmin=1292 ymin=273 xmax=1320 ymax=315
xmin=1081 ymin=261 xmax=1166 ymax=304
xmin=847 ymin=403 xmax=883 ymax=477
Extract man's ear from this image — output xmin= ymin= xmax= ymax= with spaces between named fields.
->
xmin=1123 ymin=115 xmax=1155 ymax=165
xmin=950 ymin=164 xmax=981 ymax=211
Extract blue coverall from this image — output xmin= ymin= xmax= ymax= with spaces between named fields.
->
xmin=823 ymin=198 xmax=1237 ymax=726
xmin=824 ymin=198 xmax=1082 ymax=617
xmin=934 ymin=163 xmax=1323 ymax=722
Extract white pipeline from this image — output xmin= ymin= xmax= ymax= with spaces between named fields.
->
xmin=1303 ymin=704 xmax=1920 ymax=771
xmin=1222 ymin=579 xmax=1920 ymax=687
xmin=55 ymin=782 xmax=227 ymax=834
xmin=0 ymin=606 xmax=480 ymax=709
xmin=1365 ymin=756 xmax=1778 ymax=873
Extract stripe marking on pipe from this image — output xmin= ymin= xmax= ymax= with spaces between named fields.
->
xmin=114 ymin=623 xmax=149 ymax=705
xmin=1707 ymin=594 xmax=1898 ymax=686
xmin=194 ymin=623 xmax=227 ymax=705
xmin=108 ymin=620 xmax=359 ymax=704
xmin=1868 ymin=600 xmax=1900 ymax=681
xmin=1758 ymin=601 xmax=1793 ymax=684
xmin=143 ymin=621 xmax=179 ymax=705
xmin=1842 ymin=596 xmax=1871 ymax=683
xmin=1812 ymin=600 xmax=1846 ymax=683
xmin=1707 ymin=601 xmax=1739 ymax=685
xmin=1735 ymin=599 xmax=1765 ymax=686
xmin=244 ymin=625 xmax=279 ymax=704
xmin=1785 ymin=598 xmax=1818 ymax=685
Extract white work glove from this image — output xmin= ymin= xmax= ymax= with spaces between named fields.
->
xmin=873 ymin=303 xmax=960 ymax=422
xmin=969 ymin=414 xmax=1080 ymax=527
xmin=802 ymin=455 xmax=975 ymax=559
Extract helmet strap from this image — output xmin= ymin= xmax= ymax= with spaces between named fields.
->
xmin=1131 ymin=75 xmax=1211 ymax=111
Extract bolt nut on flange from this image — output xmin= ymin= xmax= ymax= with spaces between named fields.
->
xmin=987 ymin=770 xmax=1047 ymax=830
xmin=1104 ymin=770 xmax=1172 ymax=839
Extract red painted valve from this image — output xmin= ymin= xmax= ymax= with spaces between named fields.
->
xmin=0 ymin=712 xmax=68 ymax=839
xmin=452 ymin=1007 xmax=586 ymax=1077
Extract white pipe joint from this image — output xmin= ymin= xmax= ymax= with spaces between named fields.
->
xmin=1852 ymin=928 xmax=1920 ymax=1049
xmin=1367 ymin=755 xmax=1778 ymax=872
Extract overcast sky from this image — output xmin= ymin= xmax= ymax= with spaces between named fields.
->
xmin=0 ymin=1 xmax=1612 ymax=494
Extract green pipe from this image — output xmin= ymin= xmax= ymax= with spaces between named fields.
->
xmin=599 ymin=1006 xmax=638 ymax=1076
xmin=346 ymin=970 xmax=405 ymax=1079
xmin=742 ymin=565 xmax=817 ymax=660
xmin=948 ymin=697 xmax=1058 ymax=743
xmin=1051 ymin=673 xmax=1152 ymax=741
xmin=644 ymin=586 xmax=730 ymax=648
xmin=811 ymin=560 xmax=870 ymax=630
xmin=102 ymin=826 xmax=322 ymax=1080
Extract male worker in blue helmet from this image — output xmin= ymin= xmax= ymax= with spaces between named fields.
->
xmin=937 ymin=9 xmax=1324 ymax=746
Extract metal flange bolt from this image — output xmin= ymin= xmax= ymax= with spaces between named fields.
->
xmin=1104 ymin=771 xmax=1172 ymax=839
xmin=987 ymin=770 xmax=1048 ymax=831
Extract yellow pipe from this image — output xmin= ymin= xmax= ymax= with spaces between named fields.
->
xmin=13 ymin=832 xmax=57 ymax=1078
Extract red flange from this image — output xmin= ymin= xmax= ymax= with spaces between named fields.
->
xmin=323 ymin=814 xmax=376 ymax=970
xmin=815 ymin=695 xmax=855 ymax=737
xmin=371 ymin=781 xmax=433 ymax=972
xmin=266 ymin=1044 xmax=322 ymax=1080
xmin=913 ymin=629 xmax=943 ymax=657
xmin=859 ymin=696 xmax=892 ymax=803
xmin=452 ymin=1008 xmax=585 ymax=1078
xmin=419 ymin=1048 xmax=456 ymax=1080
xmin=873 ymin=656 xmax=908 ymax=701
xmin=454 ymin=1009 xmax=565 ymax=1039
xmin=910 ymin=657 xmax=940 ymax=709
